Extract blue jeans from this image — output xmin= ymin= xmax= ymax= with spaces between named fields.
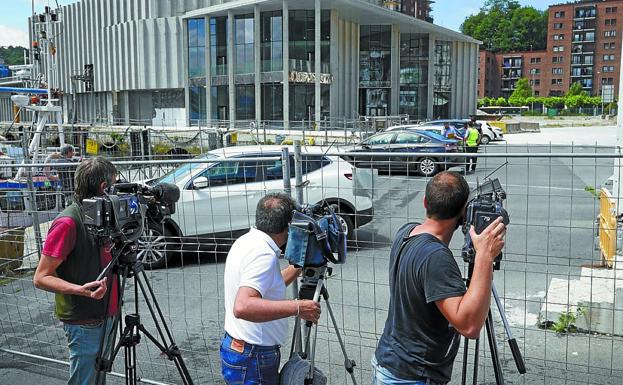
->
xmin=371 ymin=356 xmax=441 ymax=385
xmin=63 ymin=318 xmax=113 ymax=385
xmin=220 ymin=333 xmax=281 ymax=385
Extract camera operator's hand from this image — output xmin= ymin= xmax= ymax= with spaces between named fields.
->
xmin=469 ymin=217 xmax=506 ymax=264
xmin=80 ymin=277 xmax=108 ymax=300
xmin=297 ymin=299 xmax=321 ymax=323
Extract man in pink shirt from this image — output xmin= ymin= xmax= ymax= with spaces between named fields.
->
xmin=34 ymin=157 xmax=118 ymax=385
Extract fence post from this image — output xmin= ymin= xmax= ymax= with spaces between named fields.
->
xmin=294 ymin=140 xmax=304 ymax=205
xmin=281 ymin=146 xmax=302 ymax=352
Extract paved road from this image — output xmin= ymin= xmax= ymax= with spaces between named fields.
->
xmin=1 ymin=139 xmax=622 ymax=385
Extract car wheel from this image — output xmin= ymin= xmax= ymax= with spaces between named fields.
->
xmin=418 ymin=157 xmax=439 ymax=177
xmin=480 ymin=135 xmax=491 ymax=145
xmin=329 ymin=204 xmax=354 ymax=240
xmin=138 ymin=221 xmax=178 ymax=269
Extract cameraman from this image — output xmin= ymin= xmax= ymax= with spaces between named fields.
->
xmin=221 ymin=192 xmax=321 ymax=385
xmin=373 ymin=171 xmax=506 ymax=385
xmin=33 ymin=157 xmax=118 ymax=385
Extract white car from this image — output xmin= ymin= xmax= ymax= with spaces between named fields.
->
xmin=388 ymin=120 xmax=504 ymax=145
xmin=140 ymin=145 xmax=374 ymax=268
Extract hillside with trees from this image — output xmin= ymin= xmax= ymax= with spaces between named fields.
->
xmin=460 ymin=0 xmax=548 ymax=52
xmin=0 ymin=46 xmax=28 ymax=65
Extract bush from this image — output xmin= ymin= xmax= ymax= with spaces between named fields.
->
xmin=521 ymin=110 xmax=545 ymax=116
xmin=495 ymin=97 xmax=508 ymax=107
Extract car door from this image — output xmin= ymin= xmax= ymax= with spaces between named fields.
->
xmin=389 ymin=132 xmax=430 ymax=171
xmin=356 ymin=132 xmax=395 ymax=170
xmin=177 ymin=158 xmax=264 ymax=238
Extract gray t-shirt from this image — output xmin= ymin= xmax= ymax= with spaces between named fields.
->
xmin=375 ymin=223 xmax=467 ymax=384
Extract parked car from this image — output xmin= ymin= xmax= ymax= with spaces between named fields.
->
xmin=140 ymin=146 xmax=374 ymax=268
xmin=343 ymin=130 xmax=461 ymax=177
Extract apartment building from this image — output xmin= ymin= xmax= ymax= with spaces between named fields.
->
xmin=478 ymin=0 xmax=623 ymax=98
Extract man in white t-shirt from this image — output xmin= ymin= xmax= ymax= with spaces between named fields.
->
xmin=220 ymin=192 xmax=321 ymax=385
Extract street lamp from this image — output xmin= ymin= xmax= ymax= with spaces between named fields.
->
xmin=530 ymin=68 xmax=537 ymax=111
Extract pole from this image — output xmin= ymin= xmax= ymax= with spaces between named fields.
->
xmin=294 ymin=140 xmax=304 ymax=205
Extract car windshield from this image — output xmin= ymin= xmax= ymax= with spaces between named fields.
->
xmin=155 ymin=154 xmax=218 ymax=184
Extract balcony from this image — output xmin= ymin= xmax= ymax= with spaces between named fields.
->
xmin=574 ymin=7 xmax=596 ymax=20
xmin=574 ymin=21 xmax=596 ymax=31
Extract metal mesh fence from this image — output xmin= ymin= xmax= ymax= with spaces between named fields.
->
xmin=1 ymin=145 xmax=622 ymax=385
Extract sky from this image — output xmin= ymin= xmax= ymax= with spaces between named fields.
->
xmin=0 ymin=0 xmax=559 ymax=47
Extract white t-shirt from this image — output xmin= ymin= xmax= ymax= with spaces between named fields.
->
xmin=223 ymin=228 xmax=288 ymax=346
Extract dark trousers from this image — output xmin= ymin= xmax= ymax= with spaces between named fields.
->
xmin=465 ymin=146 xmax=479 ymax=172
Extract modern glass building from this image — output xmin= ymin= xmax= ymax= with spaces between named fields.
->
xmin=24 ymin=0 xmax=479 ymax=126
xmin=184 ymin=0 xmax=480 ymax=127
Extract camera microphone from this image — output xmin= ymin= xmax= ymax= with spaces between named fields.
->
xmin=149 ymin=183 xmax=180 ymax=205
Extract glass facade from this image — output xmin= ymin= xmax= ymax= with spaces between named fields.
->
xmin=290 ymin=84 xmax=315 ymax=121
xmin=188 ymin=18 xmax=206 ymax=123
xmin=262 ymin=83 xmax=283 ymax=121
xmin=289 ymin=10 xmax=315 ymax=72
xmin=433 ymin=41 xmax=452 ymax=119
xmin=235 ymin=14 xmax=254 ymax=74
xmin=235 ymin=84 xmax=255 ymax=120
xmin=261 ymin=11 xmax=283 ymax=72
xmin=399 ymin=33 xmax=428 ymax=120
xmin=210 ymin=17 xmax=228 ymax=76
xmin=211 ymin=85 xmax=229 ymax=120
xmin=359 ymin=25 xmax=392 ymax=116
xmin=189 ymin=81 xmax=207 ymax=124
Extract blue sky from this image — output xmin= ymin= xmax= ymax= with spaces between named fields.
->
xmin=1 ymin=0 xmax=557 ymax=47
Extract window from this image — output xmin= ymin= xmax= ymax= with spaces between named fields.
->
xmin=235 ymin=84 xmax=255 ymax=120
xmin=198 ymin=161 xmax=255 ymax=187
xmin=260 ymin=11 xmax=283 ymax=72
xmin=210 ymin=17 xmax=228 ymax=76
xmin=234 ymin=14 xmax=254 ymax=74
xmin=535 ymin=91 xmax=540 ymax=96
xmin=606 ymin=18 xmax=617 ymax=26
xmin=602 ymin=77 xmax=614 ymax=85
xmin=552 ymin=56 xmax=563 ymax=63
xmin=187 ymin=18 xmax=206 ymax=78
xmin=603 ymin=54 xmax=615 ymax=61
xmin=530 ymin=57 xmax=541 ymax=64
xmin=553 ymin=23 xmax=564 ymax=29
xmin=553 ymin=46 xmax=565 ymax=52
xmin=605 ymin=42 xmax=616 ymax=50
xmin=551 ymin=78 xmax=563 ymax=85
xmin=554 ymin=11 xmax=565 ymax=18
xmin=530 ymin=79 xmax=541 ymax=86
xmin=394 ymin=133 xmax=429 ymax=144
xmin=554 ymin=34 xmax=565 ymax=40
xmin=603 ymin=66 xmax=615 ymax=73
xmin=605 ymin=30 xmax=617 ymax=37
xmin=530 ymin=68 xmax=541 ymax=75
xmin=364 ymin=133 xmax=394 ymax=146
xmin=552 ymin=68 xmax=563 ymax=75
xmin=606 ymin=7 xmax=618 ymax=14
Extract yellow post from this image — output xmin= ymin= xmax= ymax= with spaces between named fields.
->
xmin=599 ymin=188 xmax=617 ymax=267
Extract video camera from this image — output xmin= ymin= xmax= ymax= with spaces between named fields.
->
xmin=284 ymin=203 xmax=347 ymax=268
xmin=461 ymin=178 xmax=509 ymax=268
xmin=82 ymin=182 xmax=180 ymax=242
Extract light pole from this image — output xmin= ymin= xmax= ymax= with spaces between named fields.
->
xmin=530 ymin=68 xmax=537 ymax=111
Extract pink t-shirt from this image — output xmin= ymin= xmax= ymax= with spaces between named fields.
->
xmin=43 ymin=216 xmax=119 ymax=318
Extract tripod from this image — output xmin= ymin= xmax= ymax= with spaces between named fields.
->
xmin=94 ymin=241 xmax=194 ymax=385
xmin=290 ymin=266 xmax=358 ymax=385
xmin=460 ymin=262 xmax=526 ymax=385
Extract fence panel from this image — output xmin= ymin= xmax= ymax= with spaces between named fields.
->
xmin=0 ymin=146 xmax=622 ymax=385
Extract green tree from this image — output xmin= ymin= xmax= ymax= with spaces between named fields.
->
xmin=543 ymin=96 xmax=565 ymax=109
xmin=0 ymin=46 xmax=28 ymax=65
xmin=495 ymin=96 xmax=508 ymax=106
xmin=566 ymin=81 xmax=588 ymax=97
xmin=508 ymin=78 xmax=532 ymax=106
xmin=460 ymin=0 xmax=547 ymax=52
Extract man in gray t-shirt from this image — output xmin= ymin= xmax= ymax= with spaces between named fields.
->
xmin=373 ymin=171 xmax=507 ymax=384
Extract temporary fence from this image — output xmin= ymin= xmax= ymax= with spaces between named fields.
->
xmin=0 ymin=144 xmax=623 ymax=385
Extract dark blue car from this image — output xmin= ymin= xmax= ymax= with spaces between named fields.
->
xmin=345 ymin=130 xmax=461 ymax=177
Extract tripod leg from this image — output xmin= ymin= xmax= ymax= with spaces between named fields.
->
xmin=133 ymin=268 xmax=195 ymax=385
xmin=472 ymin=338 xmax=480 ymax=385
xmin=323 ymin=297 xmax=358 ymax=385
xmin=485 ymin=311 xmax=505 ymax=385
xmin=461 ymin=337 xmax=469 ymax=385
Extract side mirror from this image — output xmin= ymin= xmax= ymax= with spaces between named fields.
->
xmin=192 ymin=176 xmax=209 ymax=189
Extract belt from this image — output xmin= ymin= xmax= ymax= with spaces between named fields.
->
xmin=223 ymin=332 xmax=280 ymax=353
